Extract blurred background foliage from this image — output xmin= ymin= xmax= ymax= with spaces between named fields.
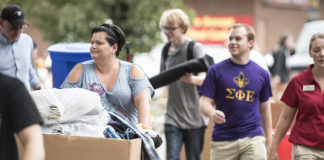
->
xmin=0 ymin=0 xmax=195 ymax=60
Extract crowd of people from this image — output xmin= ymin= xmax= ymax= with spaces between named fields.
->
xmin=1 ymin=3 xmax=324 ymax=160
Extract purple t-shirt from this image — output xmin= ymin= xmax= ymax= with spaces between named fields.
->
xmin=199 ymin=58 xmax=272 ymax=141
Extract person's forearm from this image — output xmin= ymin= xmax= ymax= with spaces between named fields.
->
xmin=134 ymin=88 xmax=152 ymax=126
xmin=260 ymin=102 xmax=272 ymax=136
xmin=272 ymin=75 xmax=281 ymax=85
xmin=18 ymin=124 xmax=45 ymax=160
xmin=270 ymin=106 xmax=296 ymax=151
xmin=137 ymin=102 xmax=151 ymax=126
xmin=260 ymin=102 xmax=272 ymax=149
xmin=199 ymin=96 xmax=216 ymax=118
xmin=23 ymin=142 xmax=45 ymax=160
xmin=29 ymin=66 xmax=40 ymax=88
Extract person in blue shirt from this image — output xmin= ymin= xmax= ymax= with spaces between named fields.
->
xmin=0 ymin=4 xmax=40 ymax=90
xmin=61 ymin=23 xmax=154 ymax=127
xmin=199 ymin=23 xmax=272 ymax=160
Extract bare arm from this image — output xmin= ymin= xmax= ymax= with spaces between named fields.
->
xmin=134 ymin=88 xmax=151 ymax=126
xmin=259 ymin=100 xmax=272 ymax=152
xmin=179 ymin=72 xmax=206 ymax=86
xmin=131 ymin=65 xmax=151 ymax=126
xmin=17 ymin=124 xmax=45 ymax=160
xmin=268 ymin=104 xmax=297 ymax=160
xmin=66 ymin=63 xmax=83 ymax=83
xmin=272 ymin=75 xmax=281 ymax=87
xmin=200 ymin=96 xmax=226 ymax=124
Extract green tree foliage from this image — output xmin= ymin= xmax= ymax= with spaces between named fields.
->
xmin=1 ymin=0 xmax=195 ymax=60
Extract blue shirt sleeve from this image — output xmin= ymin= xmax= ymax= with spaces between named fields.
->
xmin=60 ymin=77 xmax=82 ymax=88
xmin=129 ymin=76 xmax=155 ymax=98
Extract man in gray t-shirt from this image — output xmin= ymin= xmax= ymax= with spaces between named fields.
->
xmin=159 ymin=9 xmax=208 ymax=160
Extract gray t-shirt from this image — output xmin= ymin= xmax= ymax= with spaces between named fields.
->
xmin=161 ymin=39 xmax=208 ymax=129
xmin=61 ymin=60 xmax=154 ymax=124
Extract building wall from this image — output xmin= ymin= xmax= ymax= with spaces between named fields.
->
xmin=254 ymin=0 xmax=307 ymax=53
xmin=184 ymin=0 xmax=309 ymax=54
xmin=185 ymin=0 xmax=254 ymax=16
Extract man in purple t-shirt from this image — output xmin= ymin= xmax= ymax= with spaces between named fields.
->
xmin=199 ymin=23 xmax=272 ymax=160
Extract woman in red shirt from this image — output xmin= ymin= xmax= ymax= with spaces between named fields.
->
xmin=268 ymin=33 xmax=324 ymax=160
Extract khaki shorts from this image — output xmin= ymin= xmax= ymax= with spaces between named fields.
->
xmin=210 ymin=136 xmax=266 ymax=160
xmin=292 ymin=144 xmax=324 ymax=160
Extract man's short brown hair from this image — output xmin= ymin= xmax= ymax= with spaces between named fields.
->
xmin=231 ymin=23 xmax=255 ymax=42
xmin=231 ymin=23 xmax=255 ymax=49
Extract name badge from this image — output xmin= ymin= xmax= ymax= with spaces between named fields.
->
xmin=303 ymin=85 xmax=315 ymax=91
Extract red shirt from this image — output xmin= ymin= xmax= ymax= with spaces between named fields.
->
xmin=281 ymin=64 xmax=324 ymax=148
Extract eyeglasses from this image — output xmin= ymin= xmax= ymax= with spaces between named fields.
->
xmin=162 ymin=26 xmax=178 ymax=31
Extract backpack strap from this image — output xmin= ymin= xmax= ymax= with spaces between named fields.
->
xmin=161 ymin=42 xmax=171 ymax=72
xmin=162 ymin=42 xmax=171 ymax=63
xmin=187 ymin=40 xmax=196 ymax=60
xmin=161 ymin=40 xmax=196 ymax=70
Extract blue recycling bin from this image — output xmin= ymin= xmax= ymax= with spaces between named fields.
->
xmin=48 ymin=42 xmax=92 ymax=88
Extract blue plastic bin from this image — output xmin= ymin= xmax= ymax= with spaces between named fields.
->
xmin=48 ymin=42 xmax=92 ymax=88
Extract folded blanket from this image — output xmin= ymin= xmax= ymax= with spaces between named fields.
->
xmin=30 ymin=88 xmax=109 ymax=137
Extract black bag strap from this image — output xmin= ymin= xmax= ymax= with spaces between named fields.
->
xmin=161 ymin=40 xmax=201 ymax=90
xmin=162 ymin=40 xmax=196 ymax=63
xmin=187 ymin=40 xmax=196 ymax=61
xmin=162 ymin=42 xmax=171 ymax=64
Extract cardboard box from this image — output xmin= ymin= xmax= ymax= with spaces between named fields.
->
xmin=18 ymin=134 xmax=142 ymax=160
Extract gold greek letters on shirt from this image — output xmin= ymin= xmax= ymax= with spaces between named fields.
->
xmin=225 ymin=72 xmax=254 ymax=102
xmin=226 ymin=89 xmax=255 ymax=102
